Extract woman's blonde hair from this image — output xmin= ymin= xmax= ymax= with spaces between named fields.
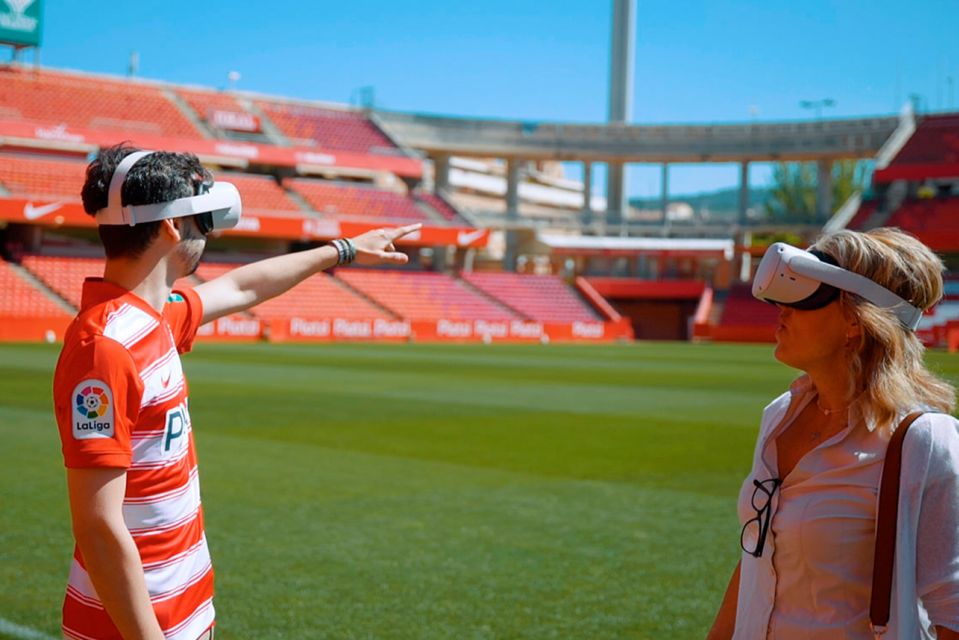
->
xmin=811 ymin=227 xmax=955 ymax=432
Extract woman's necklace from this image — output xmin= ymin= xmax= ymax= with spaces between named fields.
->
xmin=811 ymin=395 xmax=848 ymax=442
xmin=816 ymin=395 xmax=847 ymax=417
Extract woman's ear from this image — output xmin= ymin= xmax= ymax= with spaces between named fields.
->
xmin=846 ymin=316 xmax=861 ymax=340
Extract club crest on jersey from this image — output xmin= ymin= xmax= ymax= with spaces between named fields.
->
xmin=72 ymin=379 xmax=115 ymax=439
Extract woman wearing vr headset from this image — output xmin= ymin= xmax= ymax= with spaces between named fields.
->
xmin=53 ymin=145 xmax=421 ymax=640
xmin=707 ymin=228 xmax=959 ymax=639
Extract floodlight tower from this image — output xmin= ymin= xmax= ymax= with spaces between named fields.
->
xmin=607 ymin=0 xmax=635 ymax=230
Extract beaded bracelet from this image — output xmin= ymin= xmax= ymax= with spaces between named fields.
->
xmin=331 ymin=238 xmax=357 ymax=265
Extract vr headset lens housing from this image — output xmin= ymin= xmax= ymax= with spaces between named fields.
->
xmin=195 ymin=211 xmax=214 ymax=235
xmin=94 ymin=150 xmax=242 ymax=232
xmin=751 ymin=242 xmax=923 ymax=330
xmin=752 ymin=245 xmax=840 ymax=310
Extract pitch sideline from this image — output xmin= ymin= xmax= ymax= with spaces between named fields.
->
xmin=0 ymin=617 xmax=58 ymax=640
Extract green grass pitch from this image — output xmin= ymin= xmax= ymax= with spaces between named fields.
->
xmin=2 ymin=341 xmax=958 ymax=639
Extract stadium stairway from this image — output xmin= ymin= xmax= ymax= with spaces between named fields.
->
xmin=414 ymin=192 xmax=471 ymax=226
xmin=456 ymin=275 xmax=530 ymax=320
xmin=460 ymin=272 xmax=608 ymax=323
xmin=163 ymin=88 xmax=216 ymax=140
xmin=2 ymin=259 xmax=75 ymax=316
xmin=862 ymin=181 xmax=908 ymax=230
xmin=21 ymin=255 xmax=105 ymax=308
xmin=239 ymin=97 xmax=292 ymax=147
xmin=281 ymin=186 xmax=319 ymax=215
xmin=412 ymin=198 xmax=453 ymax=225
xmin=325 ymin=273 xmax=399 ymax=319
xmin=707 ymin=290 xmax=726 ymax=327
xmin=336 ymin=270 xmax=519 ymax=321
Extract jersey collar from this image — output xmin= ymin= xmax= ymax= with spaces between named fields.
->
xmin=80 ymin=277 xmax=164 ymax=321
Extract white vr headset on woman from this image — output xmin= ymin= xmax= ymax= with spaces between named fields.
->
xmin=95 ymin=150 xmax=242 ymax=231
xmin=752 ymin=242 xmax=923 ymax=330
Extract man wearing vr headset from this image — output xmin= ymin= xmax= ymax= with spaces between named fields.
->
xmin=52 ymin=144 xmax=420 ymax=640
xmin=707 ymin=229 xmax=959 ymax=639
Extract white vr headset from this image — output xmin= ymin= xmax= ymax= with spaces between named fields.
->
xmin=752 ymin=242 xmax=923 ymax=331
xmin=95 ymin=150 xmax=242 ymax=232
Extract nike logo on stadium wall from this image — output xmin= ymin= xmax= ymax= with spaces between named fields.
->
xmin=457 ymin=229 xmax=486 ymax=246
xmin=24 ymin=202 xmax=64 ymax=220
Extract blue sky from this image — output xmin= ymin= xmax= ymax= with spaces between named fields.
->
xmin=31 ymin=0 xmax=959 ymax=196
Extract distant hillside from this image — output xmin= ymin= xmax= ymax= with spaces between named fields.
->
xmin=630 ymin=186 xmax=770 ymax=216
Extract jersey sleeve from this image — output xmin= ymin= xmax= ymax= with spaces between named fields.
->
xmin=53 ymin=336 xmax=143 ymax=469
xmin=163 ymin=287 xmax=204 ymax=354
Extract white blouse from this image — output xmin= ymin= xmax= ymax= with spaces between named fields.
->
xmin=734 ymin=376 xmax=959 ymax=639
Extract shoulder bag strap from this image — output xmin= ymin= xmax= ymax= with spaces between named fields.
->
xmin=869 ymin=410 xmax=924 ymax=638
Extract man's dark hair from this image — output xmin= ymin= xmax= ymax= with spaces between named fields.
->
xmin=81 ymin=144 xmax=213 ymax=259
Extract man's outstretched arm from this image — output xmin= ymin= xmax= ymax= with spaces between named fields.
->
xmin=67 ymin=467 xmax=165 ymax=640
xmin=195 ymin=224 xmax=421 ymax=325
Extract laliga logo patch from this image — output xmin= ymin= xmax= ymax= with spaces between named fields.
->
xmin=72 ymin=379 xmax=115 ymax=440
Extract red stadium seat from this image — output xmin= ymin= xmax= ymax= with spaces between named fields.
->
xmin=0 ymin=153 xmax=88 ymax=200
xmin=337 ymin=270 xmax=518 ymax=321
xmin=217 ymin=173 xmax=303 ymax=216
xmin=889 ymin=114 xmax=959 ymax=166
xmin=20 ymin=255 xmax=105 ymax=309
xmin=415 ymin=192 xmax=469 ymax=225
xmin=846 ymin=199 xmax=878 ymax=230
xmin=718 ymin=283 xmax=779 ymax=328
xmin=0 ymin=259 xmax=71 ymax=317
xmin=194 ymin=263 xmax=390 ymax=320
xmin=461 ymin=272 xmax=600 ymax=322
xmin=0 ymin=67 xmax=200 ymax=138
xmin=286 ymin=178 xmax=429 ymax=223
xmin=255 ymin=100 xmax=398 ymax=154
xmin=886 ymin=198 xmax=959 ymax=233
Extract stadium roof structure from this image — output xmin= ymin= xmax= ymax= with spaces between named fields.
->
xmin=375 ymin=110 xmax=900 ymax=163
xmin=538 ymin=233 xmax=733 ymax=258
xmin=376 ymin=107 xmax=918 ymax=235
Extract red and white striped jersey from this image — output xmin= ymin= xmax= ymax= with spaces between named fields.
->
xmin=54 ymin=278 xmax=214 ymax=640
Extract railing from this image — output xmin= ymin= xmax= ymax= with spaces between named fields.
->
xmin=823 ymin=191 xmax=863 ymax=232
xmin=874 ymin=103 xmax=917 ymax=170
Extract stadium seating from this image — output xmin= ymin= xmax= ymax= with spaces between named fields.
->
xmin=176 ymin=88 xmax=248 ymax=123
xmin=0 ymin=67 xmax=200 ymax=138
xmin=194 ymin=262 xmax=390 ymax=320
xmin=886 ymin=198 xmax=959 ymax=234
xmin=461 ymin=272 xmax=600 ymax=322
xmin=846 ymin=199 xmax=878 ymax=230
xmin=919 ymin=301 xmax=959 ymax=329
xmin=889 ymin=114 xmax=959 ymax=167
xmin=175 ymin=88 xmax=277 ymax=141
xmin=217 ymin=173 xmax=303 ymax=216
xmin=0 ymin=259 xmax=70 ymax=317
xmin=255 ymin=100 xmax=397 ymax=154
xmin=0 ymin=153 xmax=87 ymax=199
xmin=20 ymin=255 xmax=104 ymax=308
xmin=337 ymin=270 xmax=519 ymax=321
xmin=415 ymin=192 xmax=469 ymax=225
xmin=286 ymin=178 xmax=430 ymax=223
xmin=717 ymin=283 xmax=779 ymax=328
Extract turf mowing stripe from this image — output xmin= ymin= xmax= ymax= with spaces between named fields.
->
xmin=0 ymin=618 xmax=58 ymax=640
